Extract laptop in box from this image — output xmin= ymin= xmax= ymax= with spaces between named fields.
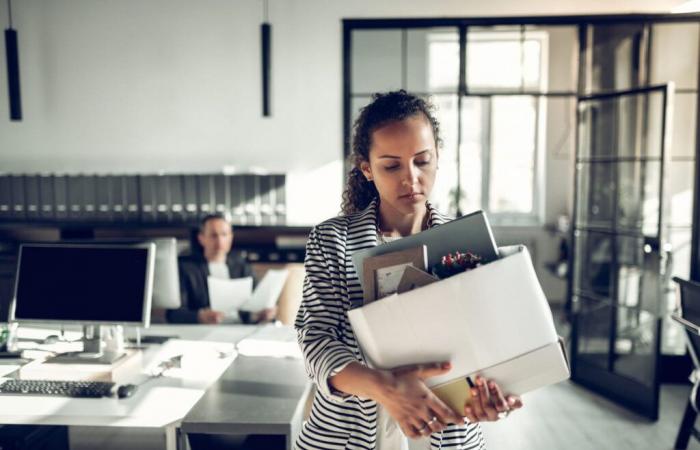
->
xmin=352 ymin=209 xmax=499 ymax=289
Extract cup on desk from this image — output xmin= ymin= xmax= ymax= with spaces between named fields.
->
xmin=103 ymin=325 xmax=125 ymax=354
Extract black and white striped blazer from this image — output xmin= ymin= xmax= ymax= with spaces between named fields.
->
xmin=294 ymin=199 xmax=486 ymax=450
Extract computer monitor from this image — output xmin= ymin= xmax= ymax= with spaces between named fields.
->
xmin=10 ymin=243 xmax=155 ymax=362
xmin=53 ymin=237 xmax=181 ymax=310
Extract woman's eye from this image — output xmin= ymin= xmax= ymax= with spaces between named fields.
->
xmin=416 ymin=160 xmax=430 ymax=166
xmin=384 ymin=165 xmax=400 ymax=171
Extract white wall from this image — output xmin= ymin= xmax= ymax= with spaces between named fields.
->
xmin=0 ymin=1 xmax=687 ymax=217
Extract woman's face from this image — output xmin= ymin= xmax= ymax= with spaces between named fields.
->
xmin=360 ymin=114 xmax=438 ymax=217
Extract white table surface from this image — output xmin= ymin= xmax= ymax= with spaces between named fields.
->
xmin=0 ymin=324 xmax=260 ymax=429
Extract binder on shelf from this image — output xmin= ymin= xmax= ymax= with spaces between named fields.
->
xmin=110 ymin=175 xmax=127 ymax=222
xmin=196 ymin=175 xmax=215 ymax=220
xmin=66 ymin=175 xmax=84 ymax=221
xmin=168 ymin=175 xmax=185 ymax=223
xmin=53 ymin=175 xmax=69 ymax=221
xmin=272 ymin=174 xmax=286 ymax=225
xmin=124 ymin=175 xmax=140 ymax=222
xmin=24 ymin=175 xmax=40 ymax=220
xmin=213 ymin=174 xmax=229 ymax=215
xmin=228 ymin=174 xmax=244 ymax=225
xmin=154 ymin=175 xmax=171 ymax=223
xmin=259 ymin=175 xmax=274 ymax=226
xmin=38 ymin=174 xmax=55 ymax=221
xmin=9 ymin=174 xmax=26 ymax=220
xmin=241 ymin=174 xmax=260 ymax=225
xmin=95 ymin=175 xmax=113 ymax=222
xmin=139 ymin=175 xmax=158 ymax=222
xmin=0 ymin=175 xmax=11 ymax=219
xmin=82 ymin=175 xmax=97 ymax=220
xmin=182 ymin=174 xmax=199 ymax=223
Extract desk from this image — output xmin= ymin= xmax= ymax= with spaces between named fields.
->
xmin=0 ymin=324 xmax=310 ymax=450
xmin=181 ymin=352 xmax=310 ymax=450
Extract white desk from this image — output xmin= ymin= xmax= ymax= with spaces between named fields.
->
xmin=0 ymin=324 xmax=260 ymax=450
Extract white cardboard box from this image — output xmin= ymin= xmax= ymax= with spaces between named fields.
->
xmin=348 ymin=245 xmax=570 ymax=410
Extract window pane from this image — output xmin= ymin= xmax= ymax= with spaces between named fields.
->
xmin=489 ymin=96 xmax=536 ymax=213
xmin=406 ymin=28 xmax=459 ymax=93
xmin=650 ymin=23 xmax=700 ymax=91
xmin=458 ymin=97 xmax=485 ymax=215
xmin=590 ymin=24 xmax=646 ymax=94
xmin=351 ymin=30 xmax=402 ymax=93
xmin=429 ymin=95 xmax=460 ymax=214
xmin=466 ymin=27 xmax=543 ymax=91
xmin=525 ymin=25 xmax=578 ymax=93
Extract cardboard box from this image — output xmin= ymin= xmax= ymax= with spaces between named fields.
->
xmin=348 ymin=245 xmax=570 ymax=413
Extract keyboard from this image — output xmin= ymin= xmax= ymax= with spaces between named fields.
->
xmin=0 ymin=379 xmax=116 ymax=398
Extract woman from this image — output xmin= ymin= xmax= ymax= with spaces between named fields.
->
xmin=295 ymin=90 xmax=523 ymax=450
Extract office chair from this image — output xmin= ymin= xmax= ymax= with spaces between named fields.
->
xmin=673 ymin=276 xmax=700 ymax=450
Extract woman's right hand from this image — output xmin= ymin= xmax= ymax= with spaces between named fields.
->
xmin=374 ymin=362 xmax=463 ymax=439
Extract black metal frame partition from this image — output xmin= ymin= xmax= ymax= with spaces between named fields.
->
xmin=342 ymin=11 xmax=700 ymax=277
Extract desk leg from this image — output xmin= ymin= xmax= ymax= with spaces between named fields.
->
xmin=164 ymin=425 xmax=181 ymax=450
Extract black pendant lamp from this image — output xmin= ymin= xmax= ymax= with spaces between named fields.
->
xmin=5 ymin=0 xmax=21 ymax=121
xmin=261 ymin=0 xmax=271 ymax=117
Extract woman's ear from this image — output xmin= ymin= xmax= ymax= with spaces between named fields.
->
xmin=360 ymin=161 xmax=373 ymax=181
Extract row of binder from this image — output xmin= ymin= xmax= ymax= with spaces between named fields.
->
xmin=0 ymin=174 xmax=286 ymax=226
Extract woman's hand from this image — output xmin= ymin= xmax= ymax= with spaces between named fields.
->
xmin=374 ymin=362 xmax=463 ymax=439
xmin=463 ymin=376 xmax=523 ymax=422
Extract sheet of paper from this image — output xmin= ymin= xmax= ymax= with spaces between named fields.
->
xmin=236 ymin=324 xmax=301 ymax=358
xmin=241 ymin=269 xmax=289 ymax=312
xmin=207 ymin=276 xmax=253 ymax=314
xmin=0 ymin=365 xmax=20 ymax=377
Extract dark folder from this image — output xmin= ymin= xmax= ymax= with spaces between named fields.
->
xmin=182 ymin=175 xmax=198 ymax=223
xmin=24 ymin=175 xmax=40 ymax=220
xmin=196 ymin=175 xmax=215 ymax=220
xmin=0 ymin=175 xmax=11 ymax=219
xmin=154 ymin=175 xmax=171 ymax=223
xmin=110 ymin=175 xmax=127 ymax=222
xmin=168 ymin=175 xmax=185 ymax=223
xmin=53 ymin=175 xmax=69 ymax=221
xmin=124 ymin=176 xmax=140 ymax=222
xmin=95 ymin=175 xmax=113 ymax=222
xmin=259 ymin=176 xmax=274 ymax=226
xmin=213 ymin=174 xmax=229 ymax=216
xmin=9 ymin=175 xmax=26 ymax=220
xmin=38 ymin=175 xmax=55 ymax=221
xmin=272 ymin=174 xmax=286 ymax=225
xmin=228 ymin=174 xmax=244 ymax=225
xmin=139 ymin=175 xmax=157 ymax=222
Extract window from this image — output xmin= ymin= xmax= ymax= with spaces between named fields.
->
xmin=347 ymin=25 xmax=558 ymax=225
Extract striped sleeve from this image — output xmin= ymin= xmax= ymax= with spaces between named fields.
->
xmin=295 ymin=225 xmax=359 ymax=403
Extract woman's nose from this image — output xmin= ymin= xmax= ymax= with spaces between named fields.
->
xmin=402 ymin=166 xmax=419 ymax=186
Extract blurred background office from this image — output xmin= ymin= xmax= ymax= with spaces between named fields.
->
xmin=1 ymin=0 xmax=700 ymax=449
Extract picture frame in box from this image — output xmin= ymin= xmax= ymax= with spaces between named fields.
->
xmin=362 ymin=245 xmax=427 ymax=304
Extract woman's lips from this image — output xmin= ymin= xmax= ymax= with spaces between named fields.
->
xmin=400 ymin=192 xmax=423 ymax=201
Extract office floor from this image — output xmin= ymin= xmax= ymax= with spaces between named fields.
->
xmin=66 ymin=381 xmax=698 ymax=450
xmin=481 ymin=380 xmax=698 ymax=450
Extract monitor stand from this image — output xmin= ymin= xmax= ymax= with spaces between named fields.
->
xmin=48 ymin=325 xmax=126 ymax=365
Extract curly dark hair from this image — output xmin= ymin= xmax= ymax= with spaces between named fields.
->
xmin=341 ymin=90 xmax=442 ymax=215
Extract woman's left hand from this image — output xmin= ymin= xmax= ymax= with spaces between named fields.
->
xmin=463 ymin=376 xmax=523 ymax=422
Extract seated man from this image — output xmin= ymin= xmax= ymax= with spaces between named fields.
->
xmin=166 ymin=213 xmax=277 ymax=324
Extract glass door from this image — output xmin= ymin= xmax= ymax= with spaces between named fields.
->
xmin=570 ymin=84 xmax=672 ymax=420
